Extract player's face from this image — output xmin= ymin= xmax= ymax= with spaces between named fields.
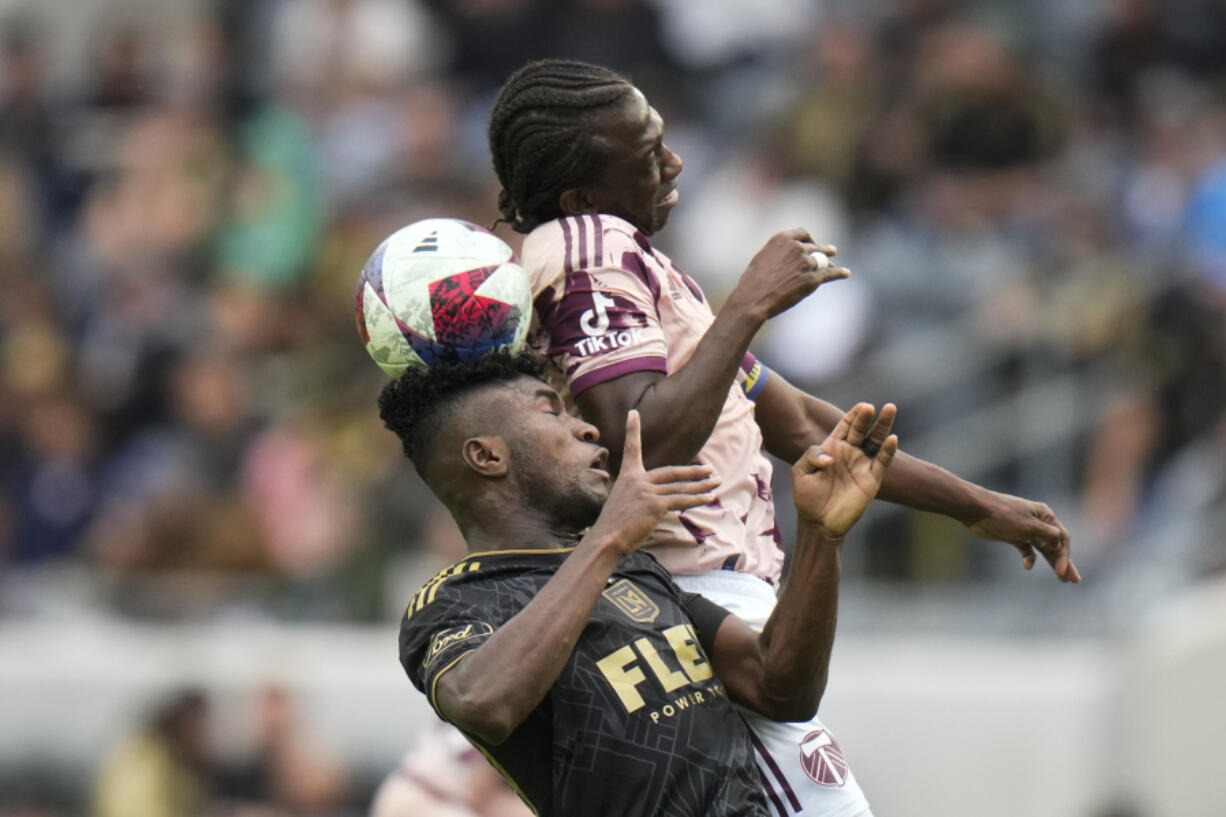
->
xmin=499 ymin=379 xmax=611 ymax=527
xmin=588 ymin=88 xmax=683 ymax=236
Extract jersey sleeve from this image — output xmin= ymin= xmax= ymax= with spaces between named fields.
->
xmin=399 ymin=588 xmax=498 ymax=717
xmin=679 ymin=592 xmax=734 ymax=658
xmin=535 ymin=227 xmax=671 ymax=396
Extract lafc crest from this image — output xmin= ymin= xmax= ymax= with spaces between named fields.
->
xmin=603 ymin=579 xmax=659 ymax=623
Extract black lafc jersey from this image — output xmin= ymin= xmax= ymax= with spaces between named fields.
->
xmin=399 ymin=547 xmax=770 ymax=817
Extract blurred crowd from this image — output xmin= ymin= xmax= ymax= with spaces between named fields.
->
xmin=3 ymin=1 xmax=1226 ymax=816
xmin=2 ymin=0 xmax=1225 ymax=621
xmin=2 ymin=685 xmax=357 ymax=817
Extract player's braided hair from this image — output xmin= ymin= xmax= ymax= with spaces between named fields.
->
xmin=378 ymin=351 xmax=547 ymax=475
xmin=488 ymin=59 xmax=634 ymax=233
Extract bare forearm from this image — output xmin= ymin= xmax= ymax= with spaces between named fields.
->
xmin=778 ymin=391 xmax=987 ymax=523
xmin=439 ymin=538 xmax=620 ymax=741
xmin=877 ymin=450 xmax=988 ymax=520
xmin=635 ymin=308 xmax=757 ymax=465
xmin=589 ymin=303 xmax=764 ymax=472
xmin=755 ymin=521 xmax=843 ymax=719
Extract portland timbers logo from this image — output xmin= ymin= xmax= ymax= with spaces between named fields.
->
xmin=799 ymin=728 xmax=849 ymax=787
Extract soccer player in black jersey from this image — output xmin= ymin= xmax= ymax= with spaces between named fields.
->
xmin=381 ymin=352 xmax=898 ymax=817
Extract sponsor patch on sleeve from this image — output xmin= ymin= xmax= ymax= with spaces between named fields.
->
xmin=423 ymin=622 xmax=495 ymax=670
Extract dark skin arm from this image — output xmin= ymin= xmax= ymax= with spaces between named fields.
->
xmin=583 ymin=366 xmax=1079 ymax=584
xmin=753 ymin=372 xmax=1081 ymax=583
xmin=577 ymin=230 xmax=846 ymax=474
xmin=432 ymin=411 xmax=718 ymax=745
xmin=706 ymin=403 xmax=899 ymax=720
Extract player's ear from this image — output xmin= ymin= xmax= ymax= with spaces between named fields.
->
xmin=463 ymin=436 xmax=510 ymax=478
xmin=558 ymin=187 xmax=596 ymax=216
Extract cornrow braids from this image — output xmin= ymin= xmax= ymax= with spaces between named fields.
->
xmin=488 ymin=59 xmax=634 ymax=233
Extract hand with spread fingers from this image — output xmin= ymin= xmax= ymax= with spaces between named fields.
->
xmin=792 ymin=403 xmax=899 ymax=537
xmin=966 ymin=494 xmax=1082 ymax=583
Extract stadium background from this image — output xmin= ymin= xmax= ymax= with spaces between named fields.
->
xmin=1 ymin=0 xmax=1224 ymax=814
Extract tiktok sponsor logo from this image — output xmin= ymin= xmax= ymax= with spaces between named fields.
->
xmin=580 ymin=291 xmax=615 ymax=336
xmin=573 ymin=328 xmax=643 ymax=357
xmin=573 ymin=290 xmax=644 ymax=356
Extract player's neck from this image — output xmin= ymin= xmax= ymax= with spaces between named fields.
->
xmin=464 ymin=511 xmax=583 ymax=554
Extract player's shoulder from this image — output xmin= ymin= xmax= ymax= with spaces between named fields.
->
xmin=402 ymin=547 xmax=571 ymax=623
xmin=618 ymin=550 xmax=679 ymax=594
xmin=400 ymin=558 xmax=482 ymax=627
xmin=522 ymin=214 xmax=653 ymax=289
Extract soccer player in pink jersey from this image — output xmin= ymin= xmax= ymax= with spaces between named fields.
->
xmin=487 ymin=59 xmax=1080 ymax=817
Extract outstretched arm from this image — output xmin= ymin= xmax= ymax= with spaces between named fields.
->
xmin=433 ymin=412 xmax=718 ymax=744
xmin=753 ymin=372 xmax=1081 ymax=583
xmin=706 ymin=403 xmax=898 ymax=721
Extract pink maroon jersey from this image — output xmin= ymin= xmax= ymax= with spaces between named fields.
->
xmin=522 ymin=214 xmax=783 ymax=583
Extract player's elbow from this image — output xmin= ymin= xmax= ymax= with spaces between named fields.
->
xmin=466 ymin=715 xmax=517 ymax=746
xmin=761 ymin=694 xmax=822 ymax=723
xmin=778 ymin=693 xmax=822 ymax=722
xmin=450 ymin=702 xmax=520 ymax=745
xmin=752 ymin=682 xmax=824 ymax=723
xmin=439 ymin=687 xmax=522 ymax=745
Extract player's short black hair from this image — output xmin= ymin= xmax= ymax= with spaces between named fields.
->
xmin=378 ymin=351 xmax=548 ymax=476
xmin=488 ymin=59 xmax=635 ymax=234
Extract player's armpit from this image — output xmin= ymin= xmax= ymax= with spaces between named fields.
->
xmin=680 ymin=592 xmax=733 ymax=655
xmin=701 ymin=611 xmax=817 ymax=722
xmin=752 ymin=370 xmax=845 ymax=464
xmin=679 ymin=591 xmax=777 ymax=717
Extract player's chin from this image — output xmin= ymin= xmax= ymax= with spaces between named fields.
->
xmin=569 ymin=488 xmax=607 ymax=531
xmin=583 ymin=479 xmax=612 ymax=512
xmin=587 ymin=471 xmax=612 ymax=497
xmin=653 ymin=200 xmax=677 ymax=231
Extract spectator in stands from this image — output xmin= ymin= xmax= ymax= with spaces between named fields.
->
xmin=93 ymin=689 xmax=213 ymax=817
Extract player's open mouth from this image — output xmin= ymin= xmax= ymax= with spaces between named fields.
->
xmin=590 ymin=449 xmax=610 ymax=479
xmin=658 ymin=185 xmax=679 ymax=207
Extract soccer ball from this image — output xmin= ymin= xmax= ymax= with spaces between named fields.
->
xmin=354 ymin=218 xmax=533 ymax=376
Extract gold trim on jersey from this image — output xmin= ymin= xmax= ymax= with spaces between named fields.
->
xmin=404 ymin=547 xmax=578 ymax=620
xmin=427 ymin=648 xmax=477 ymax=714
xmin=406 ymin=561 xmax=484 ymax=619
xmin=424 ymin=652 xmax=541 ymax=815
xmin=461 ymin=546 xmax=576 ymax=560
xmin=469 ymin=741 xmax=540 ymax=816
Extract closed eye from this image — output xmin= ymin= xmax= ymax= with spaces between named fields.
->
xmin=534 ymin=388 xmax=565 ymax=416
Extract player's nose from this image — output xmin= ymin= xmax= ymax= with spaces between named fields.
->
xmin=573 ymin=418 xmax=600 ymax=443
xmin=663 ymin=144 xmax=682 ymax=180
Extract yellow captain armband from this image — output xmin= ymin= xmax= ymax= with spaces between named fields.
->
xmin=740 ymin=355 xmax=770 ymax=401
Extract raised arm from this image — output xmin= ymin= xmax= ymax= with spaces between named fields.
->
xmin=576 ymin=231 xmax=847 ymax=473
xmin=704 ymin=403 xmax=898 ymax=721
xmin=433 ymin=412 xmax=717 ymax=744
xmin=753 ymin=371 xmax=1081 ymax=583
